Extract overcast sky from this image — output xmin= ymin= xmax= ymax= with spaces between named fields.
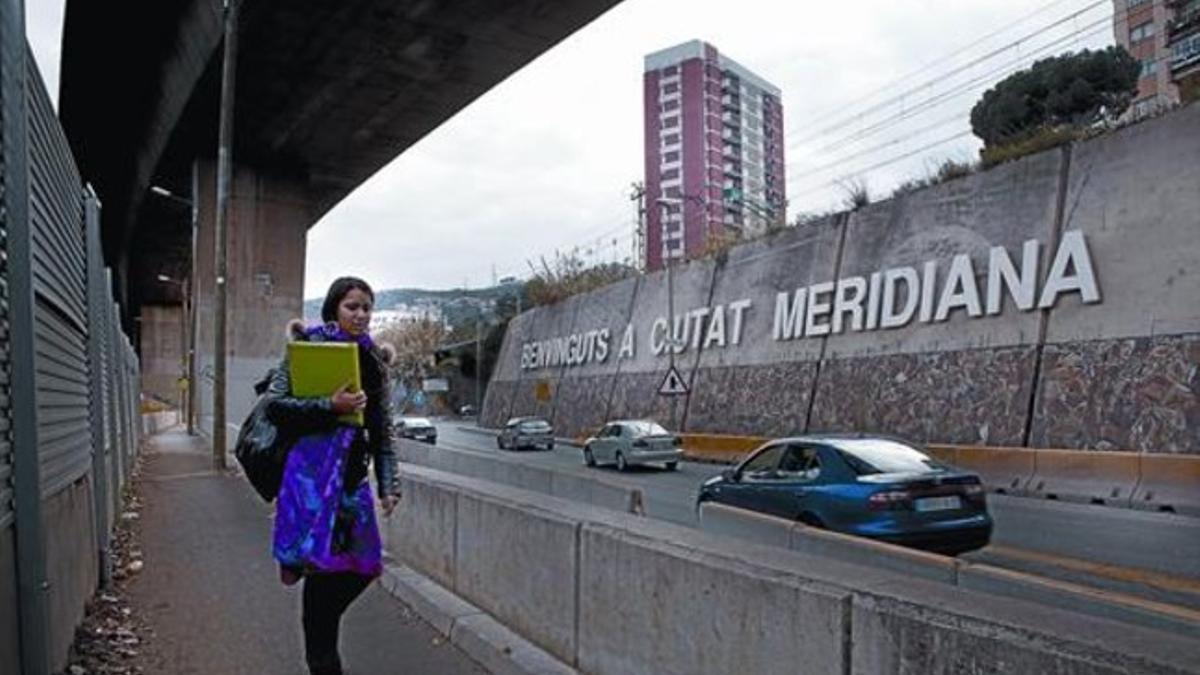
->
xmin=28 ymin=0 xmax=1113 ymax=300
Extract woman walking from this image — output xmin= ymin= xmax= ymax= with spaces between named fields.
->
xmin=266 ymin=276 xmax=400 ymax=675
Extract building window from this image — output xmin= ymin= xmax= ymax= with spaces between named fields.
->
xmin=662 ymin=66 xmax=678 ymax=76
xmin=1139 ymin=58 xmax=1157 ymax=78
xmin=661 ymin=168 xmax=680 ymax=180
xmin=664 ymin=150 xmax=680 ymax=163
xmin=1174 ymin=34 xmax=1200 ymax=66
xmin=663 ymin=116 xmax=680 ymax=128
xmin=1130 ymin=21 xmax=1155 ymax=43
xmin=662 ymin=82 xmax=679 ymax=94
xmin=662 ymin=99 xmax=680 ymax=112
xmin=663 ymin=133 xmax=680 ymax=145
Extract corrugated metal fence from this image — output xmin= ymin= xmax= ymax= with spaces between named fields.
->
xmin=1 ymin=22 xmax=144 ymax=675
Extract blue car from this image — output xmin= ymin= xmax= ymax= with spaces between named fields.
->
xmin=697 ymin=435 xmax=992 ymax=555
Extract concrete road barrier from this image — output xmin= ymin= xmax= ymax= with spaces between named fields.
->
xmin=679 ymin=433 xmax=769 ymax=464
xmin=699 ymin=502 xmax=960 ymax=584
xmin=698 ymin=501 xmax=793 ymax=548
xmin=385 ymin=465 xmax=1200 ymax=675
xmin=397 ymin=440 xmax=644 ymax=516
xmin=940 ymin=444 xmax=1037 ymax=495
xmin=1025 ymin=448 xmax=1140 ymax=506
xmin=1131 ymin=454 xmax=1200 ymax=517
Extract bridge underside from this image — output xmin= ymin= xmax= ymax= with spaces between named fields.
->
xmin=60 ymin=0 xmax=621 ymax=313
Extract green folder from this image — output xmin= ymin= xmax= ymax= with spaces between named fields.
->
xmin=287 ymin=341 xmax=364 ymax=427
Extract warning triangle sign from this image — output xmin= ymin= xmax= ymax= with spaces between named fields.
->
xmin=658 ymin=366 xmax=689 ymax=396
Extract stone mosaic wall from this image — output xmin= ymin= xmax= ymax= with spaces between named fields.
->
xmin=1031 ymin=334 xmax=1200 ymax=453
xmin=482 ymin=106 xmax=1200 ymax=454
xmin=808 ymin=347 xmax=1037 ymax=446
xmin=685 ymin=362 xmax=818 ymax=437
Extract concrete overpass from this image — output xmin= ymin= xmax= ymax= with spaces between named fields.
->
xmin=58 ymin=0 xmax=622 ymax=427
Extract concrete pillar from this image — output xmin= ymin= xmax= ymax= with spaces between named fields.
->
xmin=138 ymin=305 xmax=186 ymax=408
xmin=193 ymin=159 xmax=311 ymax=441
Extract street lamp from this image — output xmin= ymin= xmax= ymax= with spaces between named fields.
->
xmin=157 ymin=273 xmax=194 ymax=434
xmin=149 ymin=183 xmax=199 ymax=438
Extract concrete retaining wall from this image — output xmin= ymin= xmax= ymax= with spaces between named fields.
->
xmin=44 ymin=475 xmax=99 ymax=670
xmin=385 ymin=465 xmax=1200 ymax=674
xmin=0 ymin=526 xmax=19 ymax=675
xmin=484 ymin=105 xmax=1200 ymax=454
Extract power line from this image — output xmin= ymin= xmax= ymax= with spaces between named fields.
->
xmin=786 ymin=0 xmax=1109 ymax=148
xmin=793 ymin=0 xmax=1087 ymax=123
xmin=784 ymin=17 xmax=1115 ymax=186
xmin=800 ymin=15 xmax=1115 ymax=160
xmin=789 ymin=130 xmax=975 ymax=200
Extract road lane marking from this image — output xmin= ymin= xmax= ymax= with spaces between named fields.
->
xmin=985 ymin=544 xmax=1200 ymax=600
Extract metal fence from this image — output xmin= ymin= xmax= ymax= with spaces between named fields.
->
xmin=1 ymin=17 xmax=143 ymax=675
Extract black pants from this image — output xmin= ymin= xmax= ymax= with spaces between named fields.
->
xmin=302 ymin=572 xmax=372 ymax=674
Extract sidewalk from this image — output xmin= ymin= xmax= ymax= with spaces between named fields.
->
xmin=127 ymin=429 xmax=486 ymax=674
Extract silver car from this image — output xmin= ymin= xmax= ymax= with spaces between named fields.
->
xmin=497 ymin=417 xmax=555 ymax=451
xmin=583 ymin=420 xmax=683 ymax=471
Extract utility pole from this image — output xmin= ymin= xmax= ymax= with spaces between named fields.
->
xmin=474 ymin=309 xmax=483 ymax=413
xmin=187 ymin=162 xmax=199 ymax=435
xmin=212 ymin=0 xmax=239 ymax=469
xmin=657 ymin=197 xmax=681 ymax=430
xmin=630 ymin=182 xmax=646 ymax=271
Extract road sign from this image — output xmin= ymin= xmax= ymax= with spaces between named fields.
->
xmin=658 ymin=366 xmax=689 ymax=396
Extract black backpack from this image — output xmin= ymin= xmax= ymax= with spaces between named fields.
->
xmin=234 ymin=369 xmax=292 ymax=502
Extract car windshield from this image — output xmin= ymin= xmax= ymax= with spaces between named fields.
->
xmin=404 ymin=418 xmax=432 ymax=427
xmin=625 ymin=421 xmax=670 ymax=437
xmin=520 ymin=420 xmax=550 ymax=431
xmin=832 ymin=439 xmax=945 ymax=475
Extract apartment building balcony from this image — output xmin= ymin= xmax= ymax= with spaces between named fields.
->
xmin=1168 ymin=3 xmax=1200 ymax=38
xmin=1171 ymin=32 xmax=1200 ymax=71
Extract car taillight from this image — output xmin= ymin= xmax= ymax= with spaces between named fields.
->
xmin=867 ymin=490 xmax=911 ymax=510
xmin=963 ymin=483 xmax=987 ymax=503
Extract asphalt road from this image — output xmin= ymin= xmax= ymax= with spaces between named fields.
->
xmin=431 ymin=422 xmax=1200 ymax=609
xmin=128 ymin=430 xmax=486 ymax=675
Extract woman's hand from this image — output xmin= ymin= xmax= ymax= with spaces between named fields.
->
xmin=380 ymin=494 xmax=400 ymax=517
xmin=330 ymin=382 xmax=367 ymax=415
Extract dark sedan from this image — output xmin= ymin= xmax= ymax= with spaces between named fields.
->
xmin=394 ymin=416 xmax=438 ymax=444
xmin=697 ymin=436 xmax=992 ymax=555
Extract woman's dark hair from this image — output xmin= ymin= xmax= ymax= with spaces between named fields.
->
xmin=321 ymin=276 xmax=375 ymax=323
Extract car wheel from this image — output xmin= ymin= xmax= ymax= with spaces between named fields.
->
xmin=546 ymin=442 xmax=555 ymax=451
xmin=616 ymin=452 xmax=628 ymax=472
xmin=496 ymin=437 xmax=505 ymax=450
xmin=584 ymin=446 xmax=596 ymax=467
xmin=665 ymin=461 xmax=678 ymax=471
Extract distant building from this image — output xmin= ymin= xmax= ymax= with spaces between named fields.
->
xmin=1114 ymin=0 xmax=1200 ymax=117
xmin=642 ymin=40 xmax=785 ymax=271
xmin=370 ymin=303 xmax=445 ymax=333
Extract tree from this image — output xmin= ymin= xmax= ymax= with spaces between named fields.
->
xmin=523 ymin=249 xmax=636 ymax=307
xmin=373 ymin=318 xmax=447 ymax=388
xmin=970 ymin=47 xmax=1138 ymax=148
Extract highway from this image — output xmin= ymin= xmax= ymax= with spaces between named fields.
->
xmin=426 ymin=422 xmax=1200 ymax=615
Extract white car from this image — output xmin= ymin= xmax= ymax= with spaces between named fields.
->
xmin=583 ymin=420 xmax=683 ymax=472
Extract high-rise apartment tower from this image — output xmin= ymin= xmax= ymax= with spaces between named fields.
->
xmin=643 ymin=41 xmax=785 ymax=271
xmin=1113 ymin=0 xmax=1200 ymax=117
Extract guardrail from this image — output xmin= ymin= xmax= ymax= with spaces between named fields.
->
xmin=384 ymin=465 xmax=1200 ymax=675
